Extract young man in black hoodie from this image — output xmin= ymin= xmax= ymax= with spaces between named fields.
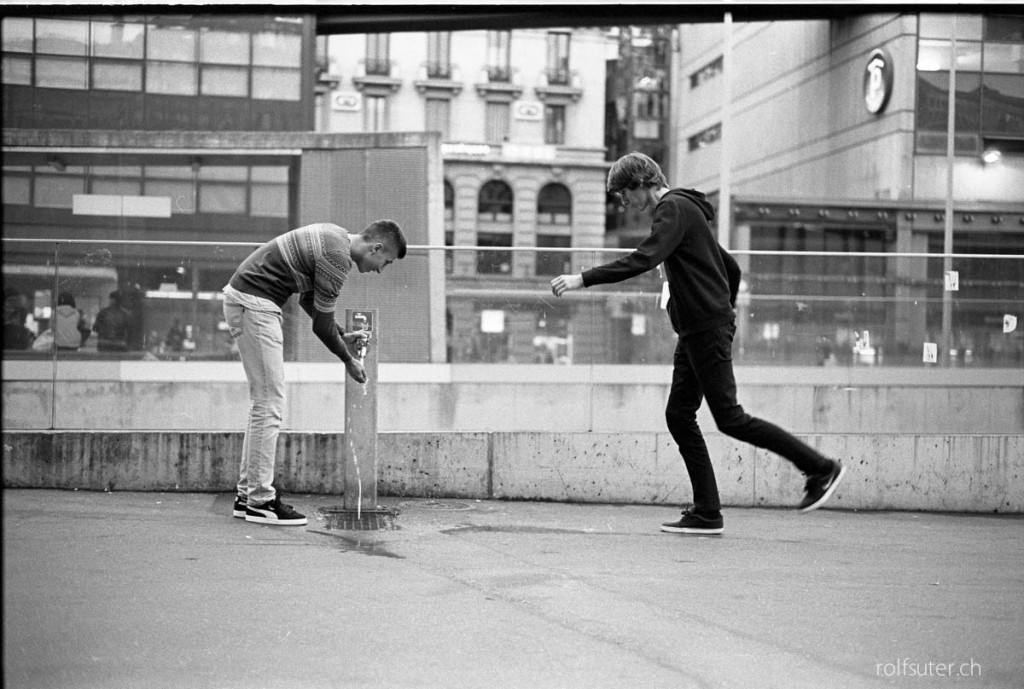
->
xmin=551 ymin=152 xmax=846 ymax=535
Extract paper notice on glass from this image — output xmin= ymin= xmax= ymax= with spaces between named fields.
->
xmin=944 ymin=270 xmax=959 ymax=291
xmin=922 ymin=342 xmax=938 ymax=363
xmin=1005 ymin=315 xmax=1018 ymax=333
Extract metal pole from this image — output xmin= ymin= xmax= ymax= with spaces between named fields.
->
xmin=342 ymin=308 xmax=378 ymax=512
xmin=719 ymin=11 xmax=734 ymax=249
xmin=941 ymin=15 xmax=957 ymax=366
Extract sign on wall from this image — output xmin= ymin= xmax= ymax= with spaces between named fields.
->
xmin=864 ymin=48 xmax=893 ymax=115
xmin=513 ymin=101 xmax=544 ymax=121
xmin=332 ymin=92 xmax=362 ymax=111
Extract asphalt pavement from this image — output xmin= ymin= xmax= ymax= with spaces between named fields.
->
xmin=3 ymin=489 xmax=1022 ymax=689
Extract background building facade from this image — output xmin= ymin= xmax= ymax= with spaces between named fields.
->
xmin=672 ymin=12 xmax=1024 ymax=366
xmin=316 ymin=28 xmax=634 ymax=363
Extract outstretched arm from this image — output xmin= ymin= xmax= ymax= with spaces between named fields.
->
xmin=297 ymin=292 xmax=367 ymax=383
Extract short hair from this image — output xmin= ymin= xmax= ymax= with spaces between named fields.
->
xmin=58 ymin=291 xmax=75 ymax=307
xmin=363 ymin=219 xmax=407 ymax=259
xmin=606 ymin=152 xmax=668 ymax=194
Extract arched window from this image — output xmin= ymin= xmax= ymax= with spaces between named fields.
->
xmin=477 ymin=180 xmax=513 ymax=222
xmin=537 ymin=183 xmax=571 ymax=224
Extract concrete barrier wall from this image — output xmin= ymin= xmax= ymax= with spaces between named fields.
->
xmin=4 ymin=430 xmax=1021 ymax=513
xmin=3 ymin=362 xmax=1023 ymax=434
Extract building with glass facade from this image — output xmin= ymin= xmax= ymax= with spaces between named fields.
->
xmin=2 ymin=13 xmax=441 ymax=365
xmin=672 ymin=11 xmax=1024 ymax=366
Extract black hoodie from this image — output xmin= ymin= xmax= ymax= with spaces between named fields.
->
xmin=581 ymin=188 xmax=741 ymax=337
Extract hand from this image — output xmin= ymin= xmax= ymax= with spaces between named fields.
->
xmin=551 ymin=274 xmax=584 ymax=297
xmin=342 ymin=329 xmax=370 ymax=347
xmin=344 ymin=358 xmax=367 ymax=384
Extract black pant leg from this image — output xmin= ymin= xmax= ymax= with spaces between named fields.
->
xmin=665 ymin=336 xmax=721 ymax=513
xmin=691 ymin=323 xmax=832 ymax=476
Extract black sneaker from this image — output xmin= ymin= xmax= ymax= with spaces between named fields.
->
xmin=660 ymin=509 xmax=724 ymax=535
xmin=798 ymin=462 xmax=847 ymax=513
xmin=245 ymin=496 xmax=307 ymax=526
xmin=233 ymin=495 xmax=247 ymax=519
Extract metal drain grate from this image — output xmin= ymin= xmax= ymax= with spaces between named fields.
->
xmin=319 ymin=506 xmax=399 ymax=531
xmin=397 ymin=500 xmax=475 ymax=512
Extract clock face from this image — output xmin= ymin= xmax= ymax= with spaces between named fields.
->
xmin=864 ymin=48 xmax=893 ymax=115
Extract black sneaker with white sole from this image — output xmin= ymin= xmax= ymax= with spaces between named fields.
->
xmin=233 ymin=495 xmax=247 ymax=519
xmin=660 ymin=509 xmax=724 ymax=535
xmin=797 ymin=462 xmax=847 ymax=513
xmin=245 ymin=496 xmax=307 ymax=526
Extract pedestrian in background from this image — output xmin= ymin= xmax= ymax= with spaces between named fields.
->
xmin=551 ymin=152 xmax=846 ymax=535
xmin=223 ymin=220 xmax=407 ymax=526
xmin=54 ymin=291 xmax=91 ymax=351
xmin=93 ymin=290 xmax=130 ymax=353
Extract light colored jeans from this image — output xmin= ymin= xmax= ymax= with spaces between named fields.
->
xmin=223 ymin=287 xmax=285 ymax=506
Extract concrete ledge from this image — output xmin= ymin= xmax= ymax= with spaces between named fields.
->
xmin=4 ymin=431 xmax=1021 ymax=513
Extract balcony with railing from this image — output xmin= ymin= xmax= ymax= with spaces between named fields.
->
xmin=535 ymin=68 xmax=583 ymax=103
xmin=475 ymin=66 xmax=522 ymax=100
xmin=353 ymin=58 xmax=402 ymax=93
xmin=414 ymin=62 xmax=463 ymax=96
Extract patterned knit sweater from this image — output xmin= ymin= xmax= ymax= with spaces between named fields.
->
xmin=229 ymin=223 xmax=352 ymax=312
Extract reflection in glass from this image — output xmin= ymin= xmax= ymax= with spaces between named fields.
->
xmin=36 ymin=19 xmax=89 ymax=56
xmin=92 ymin=62 xmax=143 ymax=91
xmin=1 ymin=17 xmax=34 ymax=52
xmin=252 ymin=67 xmax=301 ymax=101
xmin=35 ymin=56 xmax=88 ymax=89
xmin=91 ymin=21 xmax=145 ymax=59
xmin=146 ymin=61 xmax=197 ymax=95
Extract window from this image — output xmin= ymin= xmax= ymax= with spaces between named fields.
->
xmin=36 ymin=18 xmax=88 ymax=56
xmin=688 ymin=122 xmax=722 ymax=151
xmin=3 ymin=18 xmax=40 ymax=85
xmin=252 ymin=31 xmax=301 ymax=100
xmin=486 ymin=30 xmax=511 ymax=81
xmin=2 ymin=17 xmax=34 ymax=52
xmin=366 ymin=33 xmax=390 ymax=76
xmin=91 ymin=20 xmax=145 ymax=91
xmin=36 ymin=56 xmax=88 ymax=89
xmin=2 ymin=17 xmax=302 ymax=101
xmin=485 ymin=101 xmax=510 ymax=143
xmin=200 ymin=29 xmax=250 ymax=97
xmin=427 ymin=31 xmax=451 ymax=78
xmin=2 ymin=55 xmax=32 ymax=85
xmin=365 ymin=94 xmax=388 ymax=132
xmin=916 ymin=13 xmax=1024 ymax=154
xmin=536 ymin=235 xmax=572 ymax=276
xmin=144 ymin=166 xmax=195 ymax=214
xmin=33 ymin=165 xmax=85 ymax=209
xmin=544 ymin=104 xmax=566 ymax=145
xmin=546 ymin=32 xmax=570 ymax=85
xmin=2 ymin=167 xmax=32 ymax=205
xmin=476 ymin=232 xmax=513 ymax=274
xmin=478 ymin=180 xmax=513 ymax=221
xmin=90 ymin=166 xmax=142 ymax=196
xmin=690 ymin=56 xmax=723 ymax=89
xmin=425 ymin=97 xmax=450 ymax=139
xmin=443 ymin=179 xmax=454 ymax=221
xmin=537 ymin=183 xmax=572 ymax=224
xmin=250 ymin=166 xmax=289 ymax=218
xmin=146 ymin=24 xmax=198 ymax=95
xmin=92 ymin=21 xmax=145 ymax=59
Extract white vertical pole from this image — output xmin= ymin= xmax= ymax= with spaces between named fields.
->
xmin=719 ymin=11 xmax=734 ymax=249
xmin=941 ymin=15 xmax=957 ymax=366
